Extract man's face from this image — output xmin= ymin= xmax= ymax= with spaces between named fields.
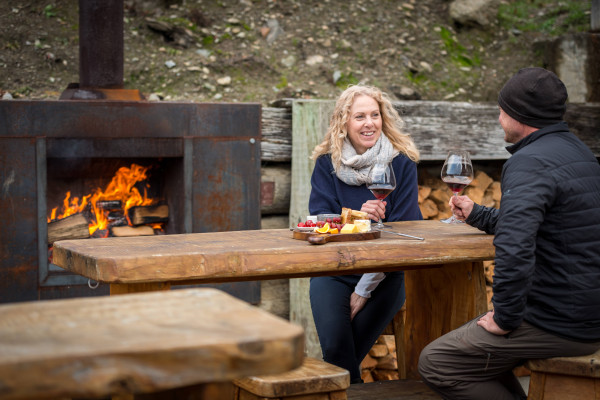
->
xmin=498 ymin=107 xmax=524 ymax=144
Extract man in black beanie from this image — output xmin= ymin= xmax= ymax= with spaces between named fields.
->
xmin=418 ymin=67 xmax=600 ymax=400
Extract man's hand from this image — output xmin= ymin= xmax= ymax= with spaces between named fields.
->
xmin=477 ymin=310 xmax=510 ymax=335
xmin=350 ymin=292 xmax=368 ymax=321
xmin=449 ymin=195 xmax=474 ymax=221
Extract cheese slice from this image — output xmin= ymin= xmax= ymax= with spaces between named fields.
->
xmin=340 ymin=223 xmax=359 ymax=234
xmin=353 ymin=219 xmax=371 ymax=233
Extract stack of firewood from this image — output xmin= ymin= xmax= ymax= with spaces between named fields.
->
xmin=361 ymin=335 xmax=399 ymax=382
xmin=418 ymin=169 xmax=502 ymax=221
xmin=361 ymin=169 xmax=501 ymax=382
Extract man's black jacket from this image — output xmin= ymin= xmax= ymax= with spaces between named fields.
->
xmin=467 ymin=122 xmax=600 ymax=341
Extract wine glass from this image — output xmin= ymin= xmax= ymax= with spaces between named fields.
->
xmin=440 ymin=150 xmax=474 ymax=224
xmin=367 ymin=162 xmax=396 ymax=229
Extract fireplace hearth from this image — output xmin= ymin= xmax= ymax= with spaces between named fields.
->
xmin=0 ymin=100 xmax=261 ymax=303
xmin=0 ymin=0 xmax=261 ymax=303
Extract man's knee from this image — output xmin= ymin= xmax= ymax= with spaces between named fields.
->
xmin=418 ymin=342 xmax=437 ymax=383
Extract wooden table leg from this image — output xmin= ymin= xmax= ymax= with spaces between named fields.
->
xmin=110 ymin=282 xmax=171 ymax=295
xmin=402 ymin=261 xmax=487 ymax=379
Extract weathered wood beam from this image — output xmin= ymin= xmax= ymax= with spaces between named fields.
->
xmin=261 ymin=101 xmax=600 ymax=162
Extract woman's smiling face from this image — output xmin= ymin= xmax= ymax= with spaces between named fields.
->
xmin=346 ymin=94 xmax=382 ymax=154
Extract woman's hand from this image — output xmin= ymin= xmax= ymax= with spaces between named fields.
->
xmin=361 ymin=199 xmax=387 ymax=223
xmin=350 ymin=292 xmax=368 ymax=321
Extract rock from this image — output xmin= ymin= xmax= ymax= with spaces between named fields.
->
xmin=449 ymin=0 xmax=499 ymax=27
xmin=265 ymin=19 xmax=284 ymax=44
xmin=332 ymin=70 xmax=342 ymax=84
xmin=2 ymin=92 xmax=13 ymax=100
xmin=420 ymin=61 xmax=433 ymax=73
xmin=389 ymin=85 xmax=421 ymax=100
xmin=147 ymin=93 xmax=161 ymax=101
xmin=195 ymin=49 xmax=211 ymax=58
xmin=305 ymin=55 xmax=324 ymax=66
xmin=217 ymin=76 xmax=232 ymax=85
xmin=165 ymin=60 xmax=176 ymax=68
xmin=281 ymin=55 xmax=296 ymax=68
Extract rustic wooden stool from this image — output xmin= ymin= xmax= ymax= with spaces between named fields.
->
xmin=381 ymin=303 xmax=407 ymax=378
xmin=233 ymin=357 xmax=350 ymax=400
xmin=525 ymin=348 xmax=600 ymax=400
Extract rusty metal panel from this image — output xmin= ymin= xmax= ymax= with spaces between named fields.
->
xmin=0 ymin=138 xmax=39 ymax=303
xmin=192 ymin=138 xmax=261 ymax=232
xmin=0 ymin=101 xmax=261 ymax=140
xmin=46 ymin=138 xmax=183 ymax=158
xmin=189 ymin=108 xmax=261 ymax=304
xmin=192 ymin=103 xmax=262 ymax=138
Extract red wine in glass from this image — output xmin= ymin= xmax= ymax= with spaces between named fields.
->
xmin=440 ymin=150 xmax=473 ymax=224
xmin=367 ymin=163 xmax=396 ymax=229
xmin=370 ymin=185 xmax=395 ymax=200
xmin=442 ymin=176 xmax=471 ymax=194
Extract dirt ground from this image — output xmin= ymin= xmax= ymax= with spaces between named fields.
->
xmin=0 ymin=0 xmax=582 ymax=105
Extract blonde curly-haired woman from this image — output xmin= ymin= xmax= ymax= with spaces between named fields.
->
xmin=309 ymin=85 xmax=422 ymax=383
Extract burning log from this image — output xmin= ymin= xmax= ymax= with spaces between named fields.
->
xmin=128 ymin=205 xmax=169 ymax=226
xmin=107 ymin=211 xmax=128 ymax=227
xmin=97 ymin=200 xmax=123 ymax=211
xmin=110 ymin=226 xmax=155 ymax=237
xmin=47 ymin=213 xmax=90 ymax=245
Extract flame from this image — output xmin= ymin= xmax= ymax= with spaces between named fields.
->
xmin=48 ymin=164 xmax=157 ymax=235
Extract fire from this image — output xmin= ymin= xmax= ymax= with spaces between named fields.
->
xmin=48 ymin=164 xmax=156 ymax=235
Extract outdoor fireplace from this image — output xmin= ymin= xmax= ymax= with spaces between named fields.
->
xmin=0 ymin=0 xmax=261 ymax=303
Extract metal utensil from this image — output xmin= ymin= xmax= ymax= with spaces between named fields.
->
xmin=380 ymin=230 xmax=424 ymax=240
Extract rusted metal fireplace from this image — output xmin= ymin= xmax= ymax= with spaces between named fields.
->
xmin=0 ymin=0 xmax=261 ymax=303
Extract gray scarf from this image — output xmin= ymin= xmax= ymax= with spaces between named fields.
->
xmin=335 ymin=134 xmax=399 ymax=186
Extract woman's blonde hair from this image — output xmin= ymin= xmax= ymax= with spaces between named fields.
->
xmin=311 ymin=85 xmax=420 ymax=169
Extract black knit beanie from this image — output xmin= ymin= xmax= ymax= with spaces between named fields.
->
xmin=497 ymin=67 xmax=568 ymax=128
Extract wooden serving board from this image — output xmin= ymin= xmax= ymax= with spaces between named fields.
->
xmin=292 ymin=229 xmax=381 ymax=245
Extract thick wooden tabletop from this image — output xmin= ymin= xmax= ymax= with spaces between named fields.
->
xmin=0 ymin=288 xmax=304 ymax=400
xmin=52 ymin=220 xmax=494 ymax=285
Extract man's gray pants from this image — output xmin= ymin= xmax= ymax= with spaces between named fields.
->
xmin=418 ymin=315 xmax=600 ymax=400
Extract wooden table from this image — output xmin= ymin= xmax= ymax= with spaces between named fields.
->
xmin=53 ymin=220 xmax=495 ymax=379
xmin=0 ymin=288 xmax=304 ymax=400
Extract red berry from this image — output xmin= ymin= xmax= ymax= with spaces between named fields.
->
xmin=326 ymin=218 xmax=332 ymax=223
xmin=298 ymin=222 xmax=305 ymax=227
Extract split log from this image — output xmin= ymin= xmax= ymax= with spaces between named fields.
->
xmin=96 ymin=200 xmax=122 ymax=211
xmin=261 ymin=215 xmax=290 ymax=229
xmin=261 ymin=165 xmax=291 ymax=215
xmin=48 ymin=213 xmax=90 ymax=245
xmin=369 ymin=344 xmax=389 ymax=358
xmin=128 ymin=205 xmax=169 ymax=226
xmin=110 ymin=226 xmax=155 ymax=237
xmin=261 ymin=107 xmax=292 ymax=162
xmin=419 ymin=198 xmax=438 ymax=219
xmin=471 ymin=170 xmax=494 ymax=192
xmin=107 ymin=211 xmax=128 ymax=227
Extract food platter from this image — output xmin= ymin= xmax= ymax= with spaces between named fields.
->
xmin=292 ymin=229 xmax=381 ymax=245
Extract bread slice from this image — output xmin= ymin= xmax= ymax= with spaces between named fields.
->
xmin=341 ymin=207 xmax=369 ymax=224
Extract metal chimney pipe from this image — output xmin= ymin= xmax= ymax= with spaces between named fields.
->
xmin=78 ymin=0 xmax=124 ymax=88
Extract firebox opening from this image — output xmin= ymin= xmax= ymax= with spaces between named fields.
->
xmin=46 ymin=157 xmax=185 ymax=242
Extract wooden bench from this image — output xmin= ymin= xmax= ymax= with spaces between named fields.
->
xmin=233 ymin=357 xmax=350 ymax=399
xmin=347 ymin=380 xmax=440 ymax=399
xmin=0 ymin=288 xmax=304 ymax=400
xmin=525 ymin=348 xmax=600 ymax=400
